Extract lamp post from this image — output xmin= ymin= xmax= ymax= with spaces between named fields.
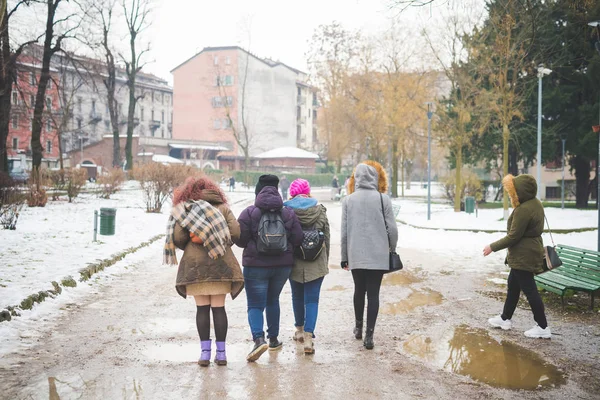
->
xmin=426 ymin=102 xmax=433 ymax=221
xmin=537 ymin=66 xmax=552 ymax=199
xmin=589 ymin=20 xmax=600 ymax=252
xmin=387 ymin=125 xmax=394 ymax=197
xmin=561 ymin=136 xmax=566 ymax=210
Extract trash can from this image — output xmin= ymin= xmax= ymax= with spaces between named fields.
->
xmin=465 ymin=196 xmax=475 ymax=214
xmin=99 ymin=208 xmax=117 ymax=235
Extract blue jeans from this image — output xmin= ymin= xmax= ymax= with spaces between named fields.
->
xmin=289 ymin=277 xmax=324 ymax=334
xmin=243 ymin=266 xmax=292 ymax=340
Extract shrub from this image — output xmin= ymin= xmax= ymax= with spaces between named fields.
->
xmin=134 ymin=163 xmax=201 ymax=213
xmin=44 ymin=169 xmax=67 ymax=201
xmin=97 ymin=168 xmax=126 ymax=199
xmin=0 ymin=172 xmax=26 ymax=230
xmin=231 ymin=171 xmax=336 ymax=189
xmin=65 ymin=168 xmax=88 ymax=203
xmin=27 ymin=169 xmax=48 ymax=208
xmin=442 ymin=170 xmax=483 ymax=205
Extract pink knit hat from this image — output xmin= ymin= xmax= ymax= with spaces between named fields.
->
xmin=289 ymin=179 xmax=311 ymax=198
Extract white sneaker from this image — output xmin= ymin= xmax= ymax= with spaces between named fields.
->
xmin=488 ymin=315 xmax=512 ymax=330
xmin=524 ymin=325 xmax=551 ymax=339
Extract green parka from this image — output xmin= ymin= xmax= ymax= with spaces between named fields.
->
xmin=490 ymin=174 xmax=545 ymax=273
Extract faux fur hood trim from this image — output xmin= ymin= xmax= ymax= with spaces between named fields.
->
xmin=347 ymin=160 xmax=388 ymax=195
xmin=503 ymin=174 xmax=519 ymax=208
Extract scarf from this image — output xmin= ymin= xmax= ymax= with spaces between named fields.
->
xmin=164 ymin=200 xmax=231 ymax=265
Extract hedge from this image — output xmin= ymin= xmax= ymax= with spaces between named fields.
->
xmin=230 ymin=171 xmax=337 ymax=188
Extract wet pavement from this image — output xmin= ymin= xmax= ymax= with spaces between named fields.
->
xmin=1 ymin=193 xmax=599 ymax=399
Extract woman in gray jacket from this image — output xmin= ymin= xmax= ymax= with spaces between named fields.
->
xmin=341 ymin=161 xmax=398 ymax=350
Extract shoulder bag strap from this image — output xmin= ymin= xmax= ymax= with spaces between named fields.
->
xmin=544 ymin=215 xmax=556 ymax=247
xmin=379 ymin=193 xmax=391 ymax=249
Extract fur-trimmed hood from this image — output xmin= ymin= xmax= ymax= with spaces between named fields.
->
xmin=347 ymin=160 xmax=388 ymax=194
xmin=503 ymin=174 xmax=537 ymax=208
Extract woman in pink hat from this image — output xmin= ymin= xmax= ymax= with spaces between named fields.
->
xmin=283 ymin=179 xmax=330 ymax=355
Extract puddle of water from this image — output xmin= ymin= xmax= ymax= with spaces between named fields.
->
xmin=381 ymin=289 xmax=443 ymax=314
xmin=403 ymin=325 xmax=566 ymax=390
xmin=327 ymin=285 xmax=347 ymax=291
xmin=382 ymin=271 xmax=422 ymax=286
xmin=144 ymin=318 xmax=192 ymax=334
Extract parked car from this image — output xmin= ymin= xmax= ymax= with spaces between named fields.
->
xmin=9 ymin=169 xmax=29 ymax=184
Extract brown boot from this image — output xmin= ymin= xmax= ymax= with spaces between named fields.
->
xmin=303 ymin=332 xmax=314 ymax=355
xmin=294 ymin=326 xmax=305 ymax=343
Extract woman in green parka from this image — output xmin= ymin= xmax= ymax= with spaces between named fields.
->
xmin=284 ymin=179 xmax=330 ymax=354
xmin=483 ymin=174 xmax=551 ymax=339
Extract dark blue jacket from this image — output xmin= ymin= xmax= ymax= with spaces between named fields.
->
xmin=235 ymin=186 xmax=303 ymax=267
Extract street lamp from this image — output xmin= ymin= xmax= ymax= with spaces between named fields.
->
xmin=425 ymin=102 xmax=433 ymax=221
xmin=589 ymin=20 xmax=600 ymax=252
xmin=560 ymin=134 xmax=566 ymax=210
xmin=537 ymin=66 xmax=552 ymax=199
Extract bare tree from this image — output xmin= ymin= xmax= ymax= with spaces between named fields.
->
xmin=30 ymin=0 xmax=81 ymax=180
xmin=121 ymin=0 xmax=151 ymax=170
xmin=0 ymin=0 xmax=38 ymax=173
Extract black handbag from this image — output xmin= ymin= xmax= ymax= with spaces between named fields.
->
xmin=379 ymin=194 xmax=403 ymax=273
xmin=542 ymin=216 xmax=563 ymax=271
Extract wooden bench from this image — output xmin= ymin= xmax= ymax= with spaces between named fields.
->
xmin=534 ymin=245 xmax=600 ymax=309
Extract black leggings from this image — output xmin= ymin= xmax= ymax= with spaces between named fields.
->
xmin=352 ymin=269 xmax=385 ymax=330
xmin=501 ymin=269 xmax=548 ymax=329
xmin=196 ymin=306 xmax=228 ymax=342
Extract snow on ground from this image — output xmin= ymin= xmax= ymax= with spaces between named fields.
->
xmin=0 ymin=181 xmax=253 ymax=310
xmin=396 ymin=198 xmax=597 ymax=231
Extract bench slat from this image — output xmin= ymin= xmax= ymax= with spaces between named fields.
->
xmin=557 ymin=245 xmax=600 ymax=258
xmin=534 ymin=271 xmax=598 ymax=291
xmin=551 ymin=268 xmax=600 ymax=286
xmin=558 ymin=254 xmax=600 ymax=272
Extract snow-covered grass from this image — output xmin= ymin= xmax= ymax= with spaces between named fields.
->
xmin=395 ymin=198 xmax=597 ymax=232
xmin=0 ymin=181 xmax=253 ymax=311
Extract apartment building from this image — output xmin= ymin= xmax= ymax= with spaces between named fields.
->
xmin=7 ymin=45 xmax=173 ymax=170
xmin=171 ymin=46 xmax=318 ymax=158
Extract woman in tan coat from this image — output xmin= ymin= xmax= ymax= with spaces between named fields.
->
xmin=165 ymin=177 xmax=244 ymax=366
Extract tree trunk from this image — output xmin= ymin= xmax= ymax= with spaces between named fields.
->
xmin=572 ymin=155 xmax=590 ymax=209
xmin=391 ymin=141 xmax=398 ymax=198
xmin=0 ymin=2 xmax=12 ymax=173
xmin=508 ymin=141 xmax=519 ymax=176
xmin=502 ymin=123 xmax=510 ymax=219
xmin=57 ymin=128 xmax=63 ymax=170
xmin=454 ymin=145 xmax=462 ymax=212
xmin=400 ymin=151 xmax=405 ymax=198
xmin=124 ymin=32 xmax=137 ymax=170
xmin=243 ymin=148 xmax=250 ymax=186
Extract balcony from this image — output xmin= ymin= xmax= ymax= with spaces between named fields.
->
xmin=168 ymin=122 xmax=172 ymax=132
xmin=297 ymin=95 xmax=306 ymax=105
xmin=297 ymin=116 xmax=306 ymax=125
xmin=149 ymin=120 xmax=161 ymax=130
xmin=89 ymin=111 xmax=102 ymax=124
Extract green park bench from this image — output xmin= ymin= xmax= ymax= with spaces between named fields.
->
xmin=534 ymin=245 xmax=600 ymax=310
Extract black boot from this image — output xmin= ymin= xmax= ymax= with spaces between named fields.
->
xmin=364 ymin=328 xmax=374 ymax=350
xmin=246 ymin=336 xmax=268 ymax=362
xmin=353 ymin=320 xmax=363 ymax=340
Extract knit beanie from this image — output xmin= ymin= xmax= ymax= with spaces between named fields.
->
xmin=289 ymin=179 xmax=311 ymax=198
xmin=255 ymin=174 xmax=279 ymax=195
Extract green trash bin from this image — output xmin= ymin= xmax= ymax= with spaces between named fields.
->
xmin=99 ymin=208 xmax=117 ymax=235
xmin=465 ymin=196 xmax=475 ymax=214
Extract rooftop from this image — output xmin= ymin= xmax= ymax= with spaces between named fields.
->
xmin=255 ymin=147 xmax=320 ymax=160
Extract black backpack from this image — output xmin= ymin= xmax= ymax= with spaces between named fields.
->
xmin=257 ymin=209 xmax=287 ymax=255
xmin=295 ymin=225 xmax=325 ymax=261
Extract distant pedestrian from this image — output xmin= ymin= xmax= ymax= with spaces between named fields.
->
xmin=284 ymin=178 xmax=330 ymax=354
xmin=331 ymin=175 xmax=340 ymax=200
xmin=235 ymin=174 xmax=303 ymax=362
xmin=164 ymin=177 xmax=244 ymax=367
xmin=484 ymin=174 xmax=551 ymax=339
xmin=229 ymin=176 xmax=236 ymax=192
xmin=279 ymin=175 xmax=290 ymax=200
xmin=341 ymin=161 xmax=398 ymax=350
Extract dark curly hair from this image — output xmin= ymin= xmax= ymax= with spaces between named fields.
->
xmin=172 ymin=176 xmax=227 ymax=206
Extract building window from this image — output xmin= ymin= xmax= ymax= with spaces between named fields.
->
xmin=170 ymin=112 xmax=173 ymax=122
xmin=225 ymin=75 xmax=234 ymax=85
xmin=141 ymin=107 xmax=145 ymax=121
xmin=77 ymin=97 xmax=82 ymax=112
xmin=546 ymin=187 xmax=561 ymax=199
xmin=11 ymin=115 xmax=18 ymax=129
xmin=225 ymin=96 xmax=233 ymax=106
xmin=91 ymin=99 xmax=96 ymax=113
xmin=161 ymin=111 xmax=164 ymax=123
xmin=223 ymin=118 xmax=231 ymax=129
xmin=313 ymin=109 xmax=317 ymax=120
xmin=30 ymin=72 xmax=35 ymax=86
xmin=155 ymin=92 xmax=160 ymax=102
xmin=212 ymin=97 xmax=223 ymax=108
xmin=161 ymin=128 xmax=164 ymax=138
xmin=313 ymin=92 xmax=318 ymax=106
xmin=226 ymin=56 xmax=231 ymax=65
xmin=104 ymin=120 xmax=110 ymax=129
xmin=161 ymin=93 xmax=164 ymax=104
xmin=308 ymin=109 xmax=311 ymax=119
xmin=11 ymin=91 xmax=18 ymax=105
xmin=46 ymin=119 xmax=52 ymax=132
xmin=47 ymin=79 xmax=52 ymax=89
xmin=46 ymin=140 xmax=52 ymax=154
xmin=46 ymin=97 xmax=52 ymax=111
xmin=313 ymin=127 xmax=318 ymax=143
xmin=77 ymin=118 xmax=82 ymax=129
xmin=213 ymin=119 xmax=221 ymax=129
xmin=151 ymin=110 xmax=155 ymax=121
xmin=297 ymin=87 xmax=301 ymax=96
xmin=29 ymin=95 xmax=34 ymax=107
xmin=12 ymin=137 xmax=18 ymax=150
xmin=214 ymin=56 xmax=219 ymax=65
xmin=297 ymin=125 xmax=302 ymax=141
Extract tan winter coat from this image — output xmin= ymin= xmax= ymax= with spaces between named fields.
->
xmin=173 ymin=190 xmax=244 ymax=299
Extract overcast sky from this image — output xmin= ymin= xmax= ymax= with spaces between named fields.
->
xmin=145 ymin=0 xmax=444 ymax=83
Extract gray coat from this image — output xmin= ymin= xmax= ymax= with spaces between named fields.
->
xmin=341 ymin=164 xmax=398 ymax=271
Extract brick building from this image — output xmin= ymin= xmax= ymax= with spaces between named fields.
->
xmin=8 ymin=54 xmax=61 ymax=171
